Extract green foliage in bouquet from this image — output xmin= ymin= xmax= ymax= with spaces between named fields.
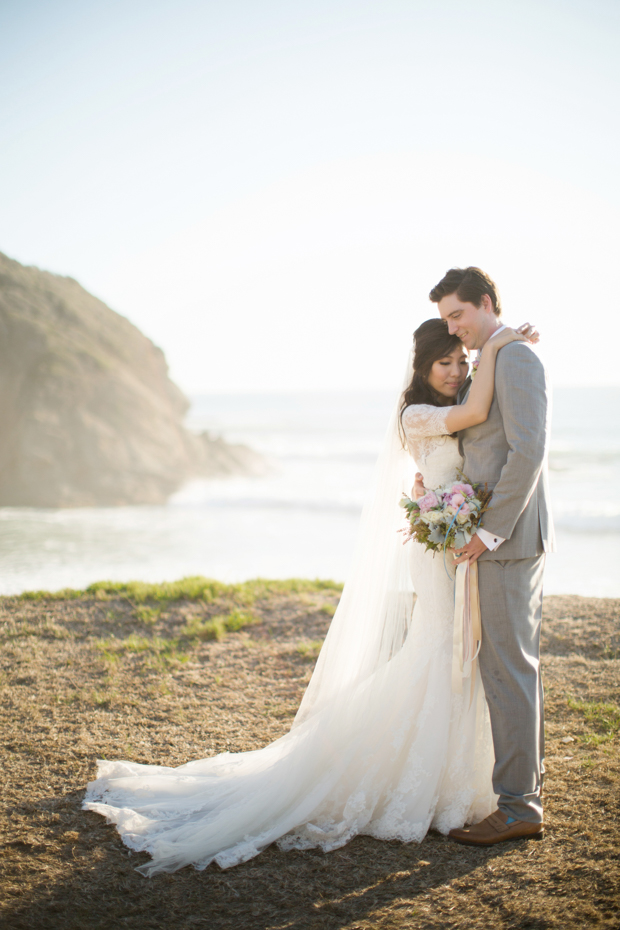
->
xmin=399 ymin=472 xmax=492 ymax=554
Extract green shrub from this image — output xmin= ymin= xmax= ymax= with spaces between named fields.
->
xmin=569 ymin=698 xmax=620 ymax=745
xmin=296 ymin=640 xmax=323 ymax=659
xmin=181 ymin=609 xmax=260 ymax=642
xmin=16 ymin=575 xmax=343 ymax=607
xmin=96 ymin=634 xmax=187 ymax=667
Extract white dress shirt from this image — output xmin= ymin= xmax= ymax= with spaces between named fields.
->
xmin=474 ymin=325 xmax=506 ymax=552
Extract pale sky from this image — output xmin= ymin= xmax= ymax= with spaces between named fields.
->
xmin=1 ymin=0 xmax=618 ymax=392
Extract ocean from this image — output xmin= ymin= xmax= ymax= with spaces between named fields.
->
xmin=0 ymin=387 xmax=617 ymax=596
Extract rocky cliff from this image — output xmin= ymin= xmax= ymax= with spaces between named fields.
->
xmin=0 ymin=252 xmax=266 ymax=506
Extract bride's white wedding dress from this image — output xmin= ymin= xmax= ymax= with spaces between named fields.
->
xmin=83 ymin=403 xmax=496 ymax=876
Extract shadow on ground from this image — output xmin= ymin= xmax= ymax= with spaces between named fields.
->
xmin=2 ymin=788 xmax=525 ymax=930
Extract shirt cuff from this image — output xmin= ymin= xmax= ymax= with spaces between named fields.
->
xmin=476 ymin=527 xmax=505 ymax=551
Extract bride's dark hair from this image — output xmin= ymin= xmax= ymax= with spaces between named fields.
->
xmin=400 ymin=318 xmax=463 ymax=417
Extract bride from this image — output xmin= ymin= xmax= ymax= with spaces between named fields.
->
xmin=83 ymin=318 xmax=536 ymax=876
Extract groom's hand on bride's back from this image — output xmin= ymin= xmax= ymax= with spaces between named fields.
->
xmin=413 ymin=473 xmax=426 ymax=499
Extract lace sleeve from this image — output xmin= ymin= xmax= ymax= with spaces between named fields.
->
xmin=401 ymin=404 xmax=454 ymax=441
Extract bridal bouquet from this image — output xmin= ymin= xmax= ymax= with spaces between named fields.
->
xmin=399 ymin=475 xmax=491 ymax=553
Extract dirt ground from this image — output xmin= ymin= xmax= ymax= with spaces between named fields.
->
xmin=0 ymin=579 xmax=618 ymax=930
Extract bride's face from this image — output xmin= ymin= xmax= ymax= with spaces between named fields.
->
xmin=427 ymin=346 xmax=469 ymax=400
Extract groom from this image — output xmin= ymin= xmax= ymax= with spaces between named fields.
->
xmin=430 ymin=267 xmax=555 ymax=846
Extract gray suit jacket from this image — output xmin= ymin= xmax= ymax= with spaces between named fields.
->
xmin=459 ymin=342 xmax=556 ymax=561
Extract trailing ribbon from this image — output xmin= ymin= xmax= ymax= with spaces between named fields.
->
xmin=443 ymin=501 xmax=465 ymax=580
xmin=451 ymin=559 xmax=482 ymax=706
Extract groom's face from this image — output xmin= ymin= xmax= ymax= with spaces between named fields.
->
xmin=437 ymin=293 xmax=494 ymax=351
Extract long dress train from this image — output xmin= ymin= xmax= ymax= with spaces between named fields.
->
xmin=83 ymin=402 xmax=496 ymax=876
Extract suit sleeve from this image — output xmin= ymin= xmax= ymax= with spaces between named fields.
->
xmin=480 ymin=344 xmax=550 ymax=542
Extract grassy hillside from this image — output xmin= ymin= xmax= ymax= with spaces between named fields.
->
xmin=0 ymin=582 xmax=618 ymax=929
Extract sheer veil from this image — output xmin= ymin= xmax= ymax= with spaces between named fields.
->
xmin=294 ymin=350 xmax=416 ymax=726
xmin=83 ymin=350 xmax=435 ymax=876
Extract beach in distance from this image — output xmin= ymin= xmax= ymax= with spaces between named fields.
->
xmin=0 ymin=386 xmax=617 ymax=597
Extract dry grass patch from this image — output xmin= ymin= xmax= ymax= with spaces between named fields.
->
xmin=0 ymin=583 xmax=618 ymax=930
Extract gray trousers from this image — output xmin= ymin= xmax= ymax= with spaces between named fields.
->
xmin=477 ymin=555 xmax=545 ymax=823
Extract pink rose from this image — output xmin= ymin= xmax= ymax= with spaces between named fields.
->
xmin=450 ymin=493 xmax=465 ymax=508
xmin=459 ymin=502 xmax=470 ymax=515
xmin=451 ymin=482 xmax=474 ymax=498
xmin=418 ymin=490 xmax=439 ymax=513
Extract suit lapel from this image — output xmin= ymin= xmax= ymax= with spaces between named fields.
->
xmin=458 ymin=377 xmax=472 ymax=405
xmin=457 ymin=378 xmax=472 ymax=457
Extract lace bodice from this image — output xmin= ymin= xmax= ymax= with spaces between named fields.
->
xmin=402 ymin=404 xmax=463 ymax=490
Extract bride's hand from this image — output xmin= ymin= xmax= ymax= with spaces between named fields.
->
xmin=515 ymin=322 xmax=540 ymax=344
xmin=491 ymin=323 xmax=540 ymax=351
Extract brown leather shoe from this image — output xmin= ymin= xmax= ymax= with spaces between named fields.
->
xmin=449 ymin=809 xmax=544 ymax=846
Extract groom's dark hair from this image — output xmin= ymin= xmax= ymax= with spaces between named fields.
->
xmin=429 ymin=267 xmax=502 ymax=317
